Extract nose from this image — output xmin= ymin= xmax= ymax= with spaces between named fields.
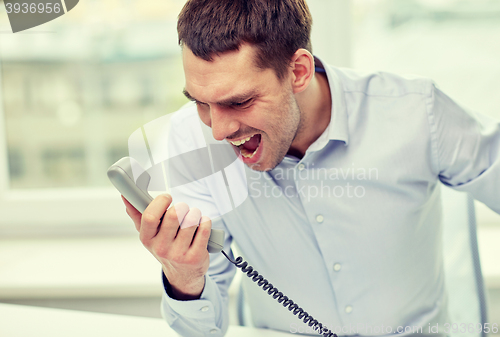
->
xmin=210 ymin=106 xmax=240 ymax=141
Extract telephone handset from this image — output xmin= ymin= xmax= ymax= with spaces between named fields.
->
xmin=107 ymin=157 xmax=338 ymax=337
xmin=107 ymin=157 xmax=225 ymax=253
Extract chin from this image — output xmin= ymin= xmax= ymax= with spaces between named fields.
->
xmin=246 ymin=162 xmax=267 ymax=172
xmin=247 ymin=158 xmax=280 ymax=172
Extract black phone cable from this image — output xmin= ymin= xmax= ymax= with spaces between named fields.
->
xmin=221 ymin=250 xmax=338 ymax=337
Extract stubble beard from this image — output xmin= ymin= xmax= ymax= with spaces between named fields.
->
xmin=252 ymin=93 xmax=302 ymax=172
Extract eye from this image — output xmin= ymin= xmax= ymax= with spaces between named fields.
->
xmin=185 ymin=94 xmax=207 ymax=107
xmin=232 ymin=99 xmax=253 ymax=108
xmin=194 ymin=100 xmax=209 ymax=108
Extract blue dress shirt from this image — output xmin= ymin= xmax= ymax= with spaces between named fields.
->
xmin=156 ymin=57 xmax=500 ymax=337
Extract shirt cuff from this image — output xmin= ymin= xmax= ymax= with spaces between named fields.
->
xmin=161 ymin=270 xmax=220 ymax=320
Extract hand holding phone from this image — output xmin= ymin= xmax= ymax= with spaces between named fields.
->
xmin=107 ymin=157 xmax=224 ymax=299
xmin=107 ymin=157 xmax=224 ymax=253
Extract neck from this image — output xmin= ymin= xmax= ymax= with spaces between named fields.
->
xmin=288 ymin=70 xmax=332 ymax=158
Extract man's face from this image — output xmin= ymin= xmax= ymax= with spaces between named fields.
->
xmin=182 ymin=44 xmax=301 ymax=171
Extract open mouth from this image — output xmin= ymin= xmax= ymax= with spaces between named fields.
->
xmin=228 ymin=134 xmax=262 ymax=159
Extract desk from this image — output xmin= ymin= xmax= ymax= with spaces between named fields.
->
xmin=0 ymin=303 xmax=292 ymax=337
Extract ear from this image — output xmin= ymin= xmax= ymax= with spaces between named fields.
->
xmin=290 ymin=49 xmax=314 ymax=94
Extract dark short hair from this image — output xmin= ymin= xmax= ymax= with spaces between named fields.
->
xmin=177 ymin=0 xmax=313 ymax=80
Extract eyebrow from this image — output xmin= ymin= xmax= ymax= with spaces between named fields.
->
xmin=183 ymin=88 xmax=258 ymax=106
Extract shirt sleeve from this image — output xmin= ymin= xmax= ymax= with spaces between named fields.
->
xmin=427 ymin=84 xmax=500 ymax=213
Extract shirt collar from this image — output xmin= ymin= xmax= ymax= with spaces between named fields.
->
xmin=306 ymin=56 xmax=349 ymax=153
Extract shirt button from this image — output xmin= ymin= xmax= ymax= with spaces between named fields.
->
xmin=298 ymin=164 xmax=305 ymax=171
xmin=200 ymin=306 xmax=209 ymax=312
xmin=316 ymin=215 xmax=324 ymax=223
xmin=210 ymin=329 xmax=218 ymax=334
xmin=345 ymin=305 xmax=353 ymax=313
xmin=333 ymin=263 xmax=342 ymax=272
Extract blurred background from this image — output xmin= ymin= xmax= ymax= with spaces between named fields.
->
xmin=0 ymin=0 xmax=499 ymax=332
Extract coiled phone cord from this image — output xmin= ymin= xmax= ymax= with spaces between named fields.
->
xmin=221 ymin=250 xmax=338 ymax=337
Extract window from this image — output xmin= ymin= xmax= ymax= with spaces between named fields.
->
xmin=0 ymin=0 xmax=189 ymax=233
xmin=352 ymin=0 xmax=500 ymax=121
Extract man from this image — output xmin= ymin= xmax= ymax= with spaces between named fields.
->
xmin=123 ymin=0 xmax=500 ymax=336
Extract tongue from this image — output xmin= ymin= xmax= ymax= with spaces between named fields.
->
xmin=242 ymin=134 xmax=261 ymax=152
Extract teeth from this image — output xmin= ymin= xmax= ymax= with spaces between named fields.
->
xmin=240 ymin=143 xmax=260 ymax=159
xmin=241 ymin=149 xmax=257 ymax=158
xmin=228 ymin=134 xmax=261 ymax=160
xmin=229 ymin=135 xmax=252 ymax=146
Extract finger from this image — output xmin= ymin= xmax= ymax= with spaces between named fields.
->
xmin=180 ymin=207 xmax=201 ymax=229
xmin=156 ymin=202 xmax=190 ymax=243
xmin=173 ymin=202 xmax=190 ymax=227
xmin=189 ymin=215 xmax=212 ymax=256
xmin=140 ymin=194 xmax=172 ymax=243
xmin=122 ymin=195 xmax=141 ymax=231
xmin=173 ymin=208 xmax=202 ymax=252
